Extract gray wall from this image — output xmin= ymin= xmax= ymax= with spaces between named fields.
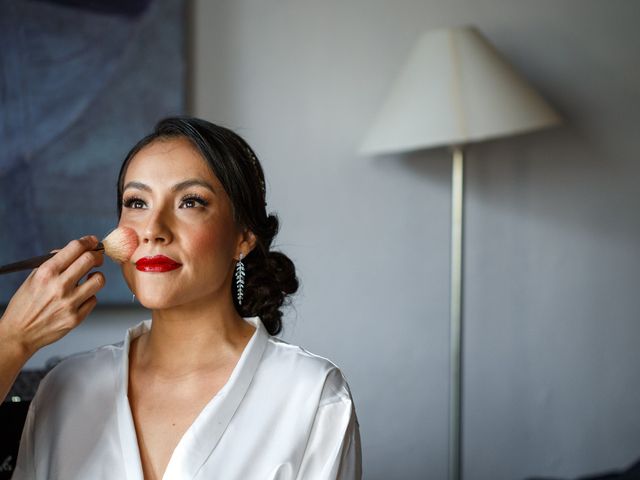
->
xmin=25 ymin=1 xmax=640 ymax=479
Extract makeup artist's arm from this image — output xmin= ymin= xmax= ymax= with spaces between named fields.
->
xmin=0 ymin=235 xmax=105 ymax=401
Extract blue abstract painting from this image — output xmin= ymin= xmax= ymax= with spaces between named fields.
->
xmin=0 ymin=0 xmax=186 ymax=305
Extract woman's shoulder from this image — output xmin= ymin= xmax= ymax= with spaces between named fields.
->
xmin=39 ymin=320 xmax=149 ymax=392
xmin=261 ymin=335 xmax=354 ymax=404
xmin=46 ymin=341 xmax=123 ymax=374
xmin=34 ymin=342 xmax=124 ymax=404
xmin=265 ymin=335 xmax=341 ymax=373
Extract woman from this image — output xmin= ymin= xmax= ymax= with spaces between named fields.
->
xmin=12 ymin=117 xmax=362 ymax=479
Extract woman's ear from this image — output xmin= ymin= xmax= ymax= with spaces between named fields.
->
xmin=238 ymin=229 xmax=257 ymax=257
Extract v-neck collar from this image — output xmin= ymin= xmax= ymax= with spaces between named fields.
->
xmin=115 ymin=316 xmax=269 ymax=480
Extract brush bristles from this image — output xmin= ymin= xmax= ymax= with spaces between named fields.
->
xmin=101 ymin=227 xmax=138 ymax=263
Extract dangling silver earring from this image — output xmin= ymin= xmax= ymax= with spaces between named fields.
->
xmin=235 ymin=253 xmax=245 ymax=305
xmin=132 ymin=293 xmax=136 ymax=303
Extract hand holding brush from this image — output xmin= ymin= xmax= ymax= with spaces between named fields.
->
xmin=0 ymin=227 xmax=138 ymax=401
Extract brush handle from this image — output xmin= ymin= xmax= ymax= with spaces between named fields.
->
xmin=0 ymin=243 xmax=105 ymax=275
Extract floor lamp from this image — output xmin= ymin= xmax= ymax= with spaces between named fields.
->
xmin=359 ymin=26 xmax=562 ymax=480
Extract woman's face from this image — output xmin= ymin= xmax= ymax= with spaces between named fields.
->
xmin=118 ymin=137 xmax=252 ymax=310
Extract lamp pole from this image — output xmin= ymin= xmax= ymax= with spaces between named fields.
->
xmin=449 ymin=145 xmax=465 ymax=480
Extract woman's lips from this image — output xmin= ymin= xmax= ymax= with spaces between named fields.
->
xmin=135 ymin=255 xmax=182 ymax=273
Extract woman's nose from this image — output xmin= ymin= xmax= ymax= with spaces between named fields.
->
xmin=141 ymin=209 xmax=173 ymax=245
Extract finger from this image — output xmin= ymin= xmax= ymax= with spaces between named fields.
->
xmin=72 ymin=271 xmax=105 ymax=307
xmin=74 ymin=251 xmax=105 ymax=282
xmin=60 ymin=249 xmax=104 ymax=288
xmin=75 ymin=295 xmax=98 ymax=326
xmin=43 ymin=236 xmax=98 ymax=274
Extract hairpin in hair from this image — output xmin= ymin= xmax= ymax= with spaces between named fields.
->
xmin=246 ymin=147 xmax=267 ymax=205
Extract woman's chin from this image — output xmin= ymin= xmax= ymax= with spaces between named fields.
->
xmin=134 ymin=291 xmax=179 ymax=310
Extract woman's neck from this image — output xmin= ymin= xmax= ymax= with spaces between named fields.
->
xmin=134 ymin=298 xmax=256 ymax=377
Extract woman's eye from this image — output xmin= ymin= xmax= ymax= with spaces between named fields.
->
xmin=180 ymin=195 xmax=208 ymax=209
xmin=123 ymin=197 xmax=146 ymax=209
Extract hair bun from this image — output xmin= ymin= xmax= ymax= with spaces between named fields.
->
xmin=239 ymin=249 xmax=299 ymax=336
xmin=266 ymin=251 xmax=298 ymax=295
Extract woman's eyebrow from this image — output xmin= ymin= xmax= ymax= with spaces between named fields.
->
xmin=122 ymin=179 xmax=217 ymax=194
xmin=123 ymin=181 xmax=151 ymax=192
xmin=171 ymin=179 xmax=217 ymax=194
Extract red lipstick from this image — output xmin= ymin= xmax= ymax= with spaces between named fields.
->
xmin=135 ymin=255 xmax=182 ymax=272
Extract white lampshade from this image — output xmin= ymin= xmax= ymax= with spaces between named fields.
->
xmin=360 ymin=26 xmax=562 ymax=155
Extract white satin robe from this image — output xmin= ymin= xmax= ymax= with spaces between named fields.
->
xmin=13 ymin=316 xmax=362 ymax=479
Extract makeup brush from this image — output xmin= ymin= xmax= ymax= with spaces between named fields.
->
xmin=0 ymin=227 xmax=139 ymax=275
